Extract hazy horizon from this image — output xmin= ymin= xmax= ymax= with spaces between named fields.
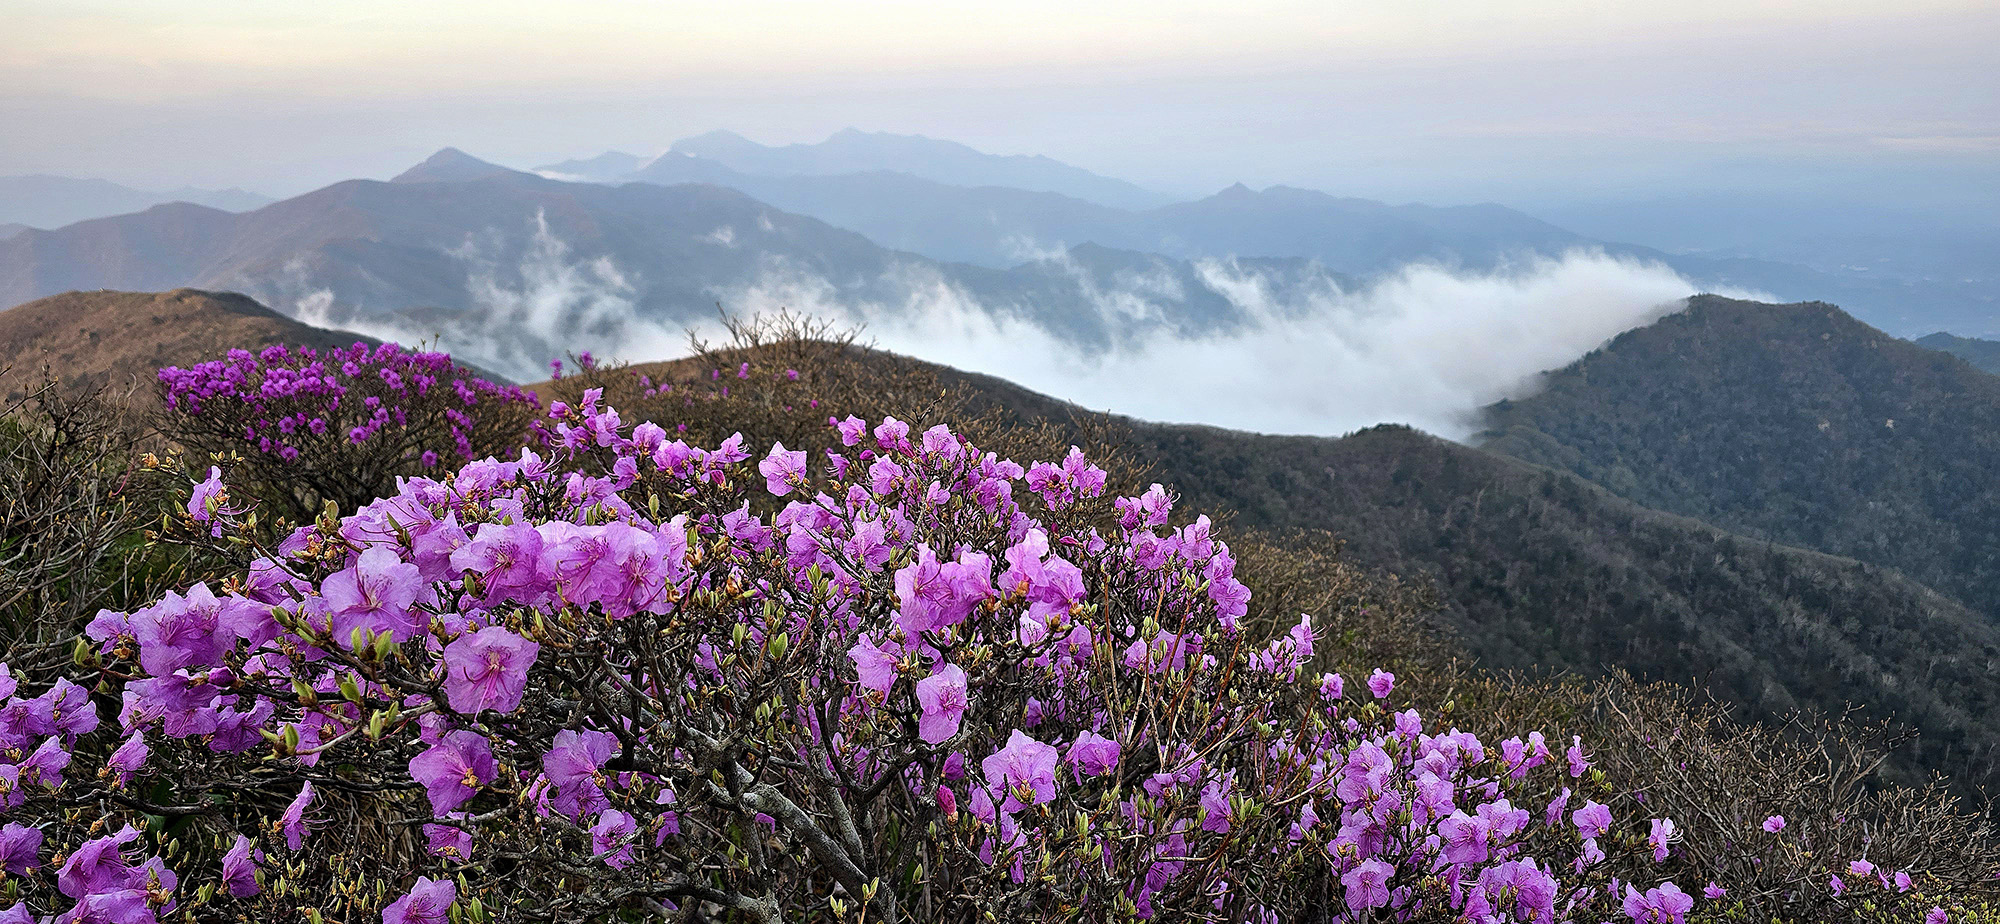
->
xmin=5 ymin=1 xmax=1997 ymax=216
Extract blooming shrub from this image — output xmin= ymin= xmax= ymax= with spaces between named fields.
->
xmin=156 ymin=341 xmax=539 ymax=522
xmin=1 ymin=390 xmax=1984 ymax=924
xmin=537 ymin=311 xmax=967 ymax=462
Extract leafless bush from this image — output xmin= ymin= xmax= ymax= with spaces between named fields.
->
xmin=0 ymin=368 xmax=154 ymax=666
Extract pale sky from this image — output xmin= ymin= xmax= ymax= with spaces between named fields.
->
xmin=3 ymin=0 xmax=1996 ymax=207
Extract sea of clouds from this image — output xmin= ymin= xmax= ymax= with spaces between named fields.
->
xmin=276 ymin=217 xmax=1763 ymax=440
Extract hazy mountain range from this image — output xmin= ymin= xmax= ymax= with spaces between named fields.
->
xmin=2 ymin=148 xmax=1329 ymax=380
xmin=538 ymin=130 xmax=1997 ymax=336
xmin=0 ymin=175 xmax=272 ymax=231
xmin=4 ymin=128 xmax=1991 ymax=372
xmin=651 ymin=128 xmax=1175 ymax=211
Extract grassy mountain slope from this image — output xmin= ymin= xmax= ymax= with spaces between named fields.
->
xmin=0 ymin=289 xmax=370 ymax=395
xmin=1480 ymin=295 xmax=2000 ymax=623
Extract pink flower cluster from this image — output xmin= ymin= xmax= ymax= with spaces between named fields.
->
xmin=157 ymin=341 xmax=536 ymax=463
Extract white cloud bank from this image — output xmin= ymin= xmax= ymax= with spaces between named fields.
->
xmin=718 ymin=250 xmax=1745 ymax=439
xmin=273 ymin=220 xmax=1755 ymax=440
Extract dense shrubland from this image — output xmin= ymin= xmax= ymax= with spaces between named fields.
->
xmin=0 ymin=318 xmax=1993 ymax=922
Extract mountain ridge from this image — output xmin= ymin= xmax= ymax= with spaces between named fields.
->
xmin=0 ymin=174 xmax=274 ymax=230
xmin=1916 ymin=331 xmax=2000 ymax=375
xmin=658 ymin=128 xmax=1174 ymax=211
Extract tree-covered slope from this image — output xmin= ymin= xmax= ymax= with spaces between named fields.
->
xmin=1918 ymin=331 xmax=2000 ymax=376
xmin=1480 ymin=295 xmax=2000 ymax=624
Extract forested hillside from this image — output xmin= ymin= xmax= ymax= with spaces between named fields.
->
xmin=1918 ymin=330 xmax=2000 ymax=375
xmin=1481 ymin=295 xmax=2000 ymax=624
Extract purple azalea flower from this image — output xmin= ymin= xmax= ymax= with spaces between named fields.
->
xmin=1573 ymin=800 xmax=1613 ymax=839
xmin=452 ymin=522 xmax=548 ymax=604
xmin=43 ymin=677 xmax=99 ymax=737
xmin=321 ymin=547 xmax=425 ymax=642
xmin=543 ymin=729 xmax=617 ymax=819
xmin=57 ymin=824 xmax=141 ymax=898
xmin=1341 ymin=858 xmax=1394 ymax=911
xmin=590 ymin=810 xmax=638 ymax=869
xmin=0 ymin=823 xmax=43 ymax=874
xmin=188 ymin=466 xmax=227 ymax=525
xmin=131 ymin=583 xmax=245 ymax=675
xmin=758 ymin=442 xmax=808 ymax=496
xmin=382 ymin=876 xmax=457 ymax=924
xmin=982 ymin=730 xmax=1059 ymax=813
xmin=1367 ymin=669 xmax=1395 ymax=699
xmin=56 ymin=889 xmax=152 ymax=924
xmin=1567 ymin=734 xmax=1591 ymax=777
xmin=221 ymin=834 xmax=262 ymax=897
xmin=831 ymin=415 xmax=868 ymax=446
xmin=423 ymin=821 xmax=472 ymax=859
xmin=844 ymin=518 xmax=893 ymax=572
xmin=279 ymin=782 xmax=315 ymax=850
xmin=410 ymin=730 xmax=498 ymax=816
xmin=1200 ymin=780 xmax=1233 ymax=833
xmin=440 ymin=627 xmax=538 ymax=715
xmin=1623 ymin=882 xmax=1694 ymax=924
xmin=1649 ymin=818 xmax=1678 ymax=862
xmin=0 ymin=903 xmax=31 ymax=924
xmin=1437 ymin=811 xmax=1491 ymax=865
xmin=847 ymin=635 xmax=900 ymax=695
xmin=914 ymin=664 xmax=969 ymax=745
xmin=1065 ymin=731 xmax=1121 ymax=778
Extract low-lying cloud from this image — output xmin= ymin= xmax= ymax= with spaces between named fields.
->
xmin=285 ymin=212 xmax=688 ymax=380
xmin=269 ymin=218 xmax=1754 ymax=440
xmin=719 ymin=250 xmax=1736 ymax=438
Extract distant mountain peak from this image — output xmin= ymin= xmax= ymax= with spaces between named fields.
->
xmin=391 ymin=148 xmax=517 ymax=184
xmin=532 ymin=150 xmax=650 ymax=183
xmin=661 ymin=128 xmax=1174 ymax=210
